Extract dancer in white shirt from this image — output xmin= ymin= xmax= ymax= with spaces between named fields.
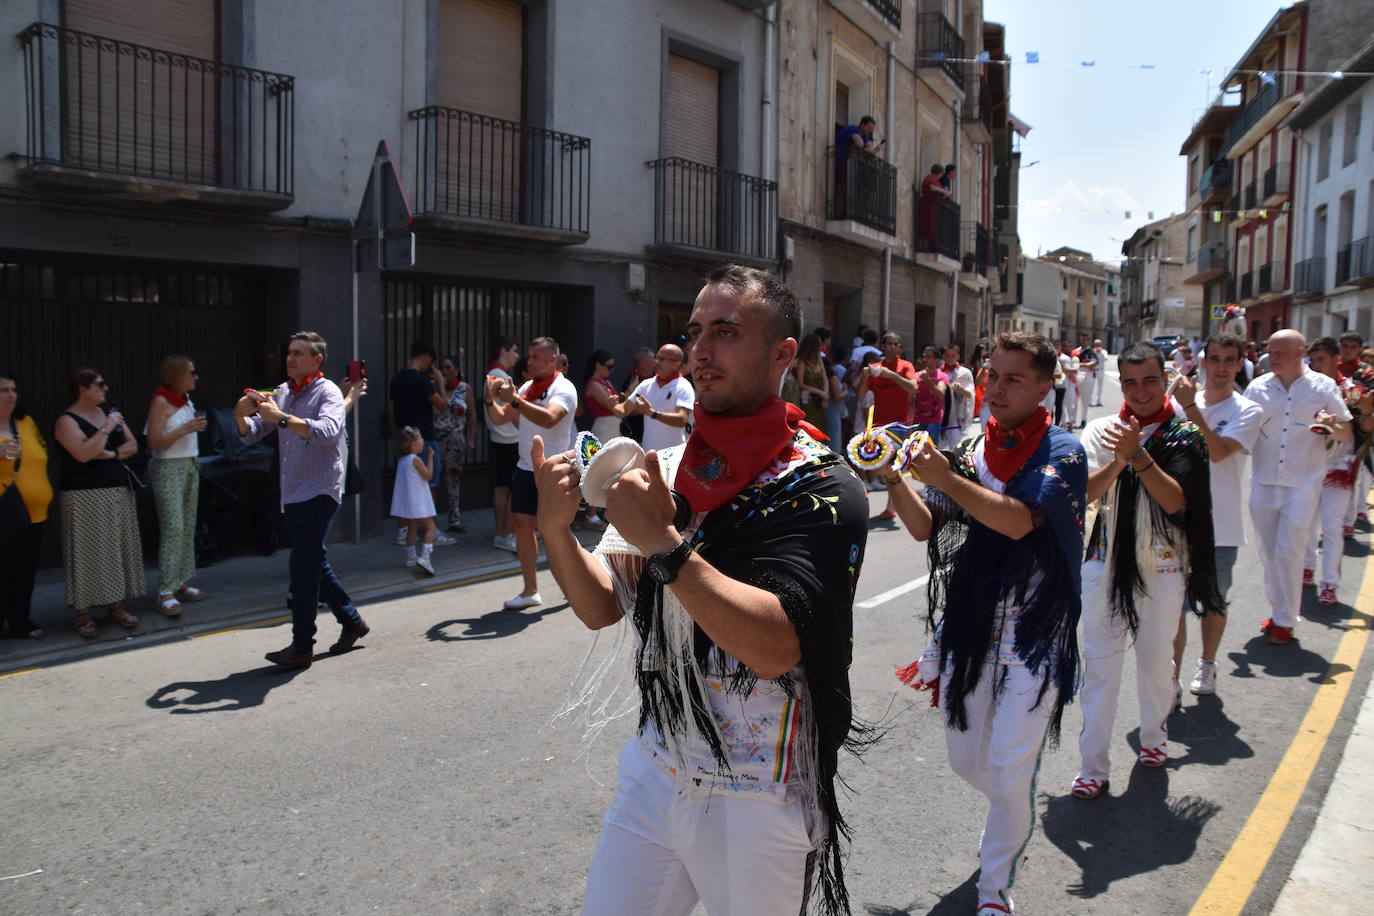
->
xmin=1244 ymin=330 xmax=1351 ymax=645
xmin=1301 ymin=338 xmax=1360 ymax=607
xmin=940 ymin=343 xmax=976 ymax=449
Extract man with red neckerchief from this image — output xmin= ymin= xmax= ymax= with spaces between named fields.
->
xmin=1073 ymin=342 xmax=1221 ymax=798
xmin=885 ymin=332 xmax=1086 ymax=916
xmin=534 ymin=265 xmax=870 ymax=916
xmin=625 ymin=343 xmax=694 ymax=452
xmin=1302 ymin=337 xmax=1361 ymax=607
xmin=856 ymin=332 xmax=919 ymax=519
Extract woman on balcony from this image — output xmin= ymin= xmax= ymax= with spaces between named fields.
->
xmin=145 ymin=355 xmax=208 ymax=618
xmin=54 ymin=368 xmax=145 ymax=638
xmin=919 ymin=164 xmax=951 ymax=244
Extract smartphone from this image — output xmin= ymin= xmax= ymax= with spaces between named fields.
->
xmin=347 ymin=359 xmax=367 ymax=383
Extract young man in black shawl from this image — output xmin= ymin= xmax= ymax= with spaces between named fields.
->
xmin=889 ymin=332 xmax=1086 ymax=916
xmin=1073 ymin=342 xmax=1222 ymax=799
xmin=533 ymin=266 xmax=870 ymax=915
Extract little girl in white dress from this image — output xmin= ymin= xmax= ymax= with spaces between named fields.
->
xmin=391 ymin=426 xmax=437 ymax=575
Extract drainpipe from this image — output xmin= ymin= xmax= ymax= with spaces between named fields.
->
xmin=761 ymin=3 xmax=777 ymax=183
xmin=950 ymin=95 xmax=961 ymax=343
xmin=881 ymin=40 xmax=894 ymax=333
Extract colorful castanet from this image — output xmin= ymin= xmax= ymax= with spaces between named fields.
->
xmin=845 ymin=423 xmax=906 ymax=471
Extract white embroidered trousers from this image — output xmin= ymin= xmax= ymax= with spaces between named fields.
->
xmin=1304 ymin=483 xmax=1351 ymax=588
xmin=1250 ymin=480 xmax=1322 ymax=628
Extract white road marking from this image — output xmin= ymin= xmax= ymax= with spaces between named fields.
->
xmin=857 ymin=574 xmax=930 ymax=609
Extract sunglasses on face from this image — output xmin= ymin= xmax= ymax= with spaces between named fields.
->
xmin=93 ymin=380 xmax=109 ymax=388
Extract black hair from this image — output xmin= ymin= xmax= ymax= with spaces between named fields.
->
xmin=1307 ymin=336 xmax=1339 ymax=357
xmin=704 ymin=264 xmax=801 ymax=342
xmin=859 ymin=116 xmax=876 ymax=126
xmin=993 ymin=332 xmax=1057 ymax=381
xmin=1340 ymin=331 xmax=1365 ymax=347
xmin=489 ymin=335 xmax=515 ymax=361
xmin=582 ymin=349 xmax=615 ymax=390
xmin=862 ymin=328 xmax=879 ymax=345
xmin=1119 ymin=341 xmax=1166 ymax=373
xmin=409 ymin=340 xmax=438 ymax=361
xmin=0 ymin=369 xmax=26 ymax=420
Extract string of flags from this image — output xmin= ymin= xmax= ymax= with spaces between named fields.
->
xmin=916 ymin=52 xmax=1371 ymax=81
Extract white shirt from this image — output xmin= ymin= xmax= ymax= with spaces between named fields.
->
xmin=943 ymin=364 xmax=975 ymax=427
xmin=633 ymin=375 xmax=695 ymax=452
xmin=485 ymin=367 xmax=519 ymax=445
xmin=1196 ymin=390 xmax=1263 ymax=547
xmin=515 ymin=373 xmax=578 ymax=470
xmin=1060 ymin=353 xmax=1080 ymax=387
xmin=146 ymin=398 xmax=199 ymax=460
xmin=1081 ymin=414 xmax=1186 ymax=576
xmin=1244 ymin=369 xmax=1351 ymax=488
xmin=850 ymin=345 xmax=881 ymax=366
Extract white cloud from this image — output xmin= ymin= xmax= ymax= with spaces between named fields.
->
xmin=1022 ymin=180 xmax=1141 ymax=219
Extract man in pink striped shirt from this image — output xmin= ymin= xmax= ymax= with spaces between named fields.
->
xmin=236 ymin=331 xmax=369 ymax=669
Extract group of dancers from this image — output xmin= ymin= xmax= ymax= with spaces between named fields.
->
xmin=530 ymin=264 xmax=1373 ymax=915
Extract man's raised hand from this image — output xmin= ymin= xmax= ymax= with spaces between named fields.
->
xmin=604 ymin=450 xmax=679 ymax=556
xmin=531 ymin=435 xmax=582 ymax=530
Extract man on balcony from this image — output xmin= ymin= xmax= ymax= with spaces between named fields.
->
xmin=834 ymin=117 xmax=880 ymax=221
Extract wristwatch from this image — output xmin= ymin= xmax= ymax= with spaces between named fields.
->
xmin=647 ymin=539 xmax=693 ymax=585
xmin=278 ymin=416 xmax=291 ymax=428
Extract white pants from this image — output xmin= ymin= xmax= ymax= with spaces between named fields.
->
xmin=1077 ymin=559 xmax=1185 ymax=781
xmin=582 ymin=739 xmax=815 ymax=916
xmin=1091 ymin=368 xmax=1106 ymax=405
xmin=1346 ymin=464 xmax=1371 ymax=526
xmin=1304 ymin=484 xmax=1351 ymax=588
xmin=1062 ymin=385 xmax=1080 ymax=426
xmin=1250 ymin=481 xmax=1322 ymax=628
xmin=940 ymin=426 xmax=965 ymax=451
xmin=942 ymin=662 xmax=1055 ymax=907
xmin=1075 ymin=384 xmax=1089 ymax=425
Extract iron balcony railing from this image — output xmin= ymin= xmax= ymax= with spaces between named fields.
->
xmin=961 ymin=221 xmax=989 ymax=275
xmin=18 ymin=22 xmax=294 ymax=196
xmin=962 ymin=67 xmax=991 ymax=132
xmin=1294 ymin=257 xmax=1325 ymax=297
xmin=916 ymin=190 xmax=960 ymax=260
xmin=1224 ymin=278 xmax=1237 ymax=302
xmin=1335 ymin=238 xmax=1373 ymax=286
xmin=647 ymin=157 xmax=777 ymax=260
xmin=1263 ymin=163 xmax=1291 ymax=199
xmin=1258 ymin=262 xmax=1274 ymax=293
xmin=1222 ymin=73 xmax=1290 ymax=155
xmin=1199 ymin=160 xmax=1232 ymax=199
xmin=917 ymin=12 xmax=964 ymax=89
xmin=1240 ymin=271 xmax=1255 ymax=299
xmin=410 ymin=106 xmax=590 ymax=235
xmin=866 ymin=0 xmax=902 ymax=28
xmin=827 ymin=146 xmax=897 ymax=234
xmin=1243 ymin=180 xmax=1258 ymax=210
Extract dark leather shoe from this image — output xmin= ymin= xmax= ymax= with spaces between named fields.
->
xmin=330 ymin=620 xmax=370 ymax=654
xmin=265 ymin=646 xmax=313 ymax=669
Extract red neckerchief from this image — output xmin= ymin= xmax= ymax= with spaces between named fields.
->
xmin=289 ymin=372 xmax=323 ymax=396
xmin=1339 ymin=360 xmax=1360 ymax=378
xmin=676 ymin=397 xmax=822 ymax=513
xmin=445 ymin=377 xmax=461 ymax=392
xmin=654 ymin=372 xmax=682 ymax=385
xmin=487 ymin=360 xmax=504 ymax=372
xmin=522 ymin=370 xmax=561 ymax=404
xmin=944 ymin=361 xmax=961 ymax=371
xmin=983 ymin=406 xmax=1051 ymax=483
xmin=154 ymin=385 xmax=189 ymax=408
xmin=1118 ymin=399 xmax=1176 ymax=430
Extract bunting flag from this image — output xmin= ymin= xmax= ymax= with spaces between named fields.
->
xmin=1026 ymin=51 xmax=1039 ymax=64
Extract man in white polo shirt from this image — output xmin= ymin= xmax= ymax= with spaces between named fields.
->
xmin=1244 ymin=330 xmax=1351 ymax=646
xmin=1302 ymin=338 xmax=1359 ymax=607
xmin=486 ymin=336 xmax=579 ymax=611
xmin=628 ymin=343 xmax=695 ymax=451
xmin=1170 ymin=333 xmax=1262 ymax=698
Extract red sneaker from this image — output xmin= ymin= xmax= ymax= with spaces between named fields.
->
xmin=1344 ymin=525 xmax=1356 ymax=539
xmin=1319 ymin=586 xmax=1337 ymax=606
xmin=1302 ymin=569 xmax=1315 ymax=587
xmin=879 ymin=509 xmax=897 ymax=521
xmin=1268 ymin=624 xmax=1294 ymax=645
xmin=1260 ymin=617 xmax=1275 ymax=634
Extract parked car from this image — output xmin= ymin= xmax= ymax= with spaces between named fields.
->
xmin=1151 ymin=334 xmax=1182 ymax=351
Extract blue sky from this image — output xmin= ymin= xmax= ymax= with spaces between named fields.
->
xmin=984 ymin=0 xmax=1283 ymax=265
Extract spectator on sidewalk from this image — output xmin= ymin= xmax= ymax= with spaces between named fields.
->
xmin=1090 ymin=338 xmax=1108 ymax=406
xmin=235 ymin=331 xmax=369 ymax=669
xmin=940 ymin=343 xmax=974 ymax=449
xmin=388 ymin=341 xmax=455 ymax=548
xmin=1302 ymin=338 xmax=1359 ymax=607
xmin=1047 ymin=341 xmax=1068 ymax=425
xmin=486 ymin=336 xmax=578 ymax=610
xmin=791 ymin=333 xmax=829 ymax=430
xmin=484 ymin=337 xmax=521 ymax=553
xmin=1059 ymin=341 xmax=1082 ymax=430
xmin=0 ymin=370 xmax=52 ymax=640
xmin=857 ymin=332 xmax=919 ymax=518
xmin=824 ymin=354 xmax=847 ymax=453
xmin=850 ymin=327 xmax=881 ymax=367
xmin=628 ymin=344 xmax=694 ymax=452
xmin=582 ymin=350 xmax=633 ymax=444
xmin=1076 ymin=335 xmax=1099 ymax=416
xmin=391 ymin=426 xmax=437 ymax=577
xmin=54 ymin=368 xmax=143 ymax=639
xmin=910 ymin=345 xmax=949 ymax=440
xmin=1170 ymin=334 xmax=1263 ymax=702
xmin=145 ymin=355 xmax=209 ymax=619
xmin=1245 ymin=330 xmax=1351 ymax=646
xmin=435 ymin=353 xmax=475 ymax=534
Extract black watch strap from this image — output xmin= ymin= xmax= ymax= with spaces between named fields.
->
xmin=648 ymin=539 xmax=693 ymax=585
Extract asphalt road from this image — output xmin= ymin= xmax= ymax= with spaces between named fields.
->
xmin=3 ymin=372 xmax=1372 ymax=915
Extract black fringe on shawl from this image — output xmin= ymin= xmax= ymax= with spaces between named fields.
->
xmin=1106 ymin=416 xmax=1224 ymax=634
xmin=923 ymin=434 xmax=1084 ymax=745
xmin=630 ymin=451 xmax=875 ymax=916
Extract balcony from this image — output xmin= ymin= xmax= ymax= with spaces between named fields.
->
xmin=1140 ymin=299 xmax=1158 ymax=320
xmin=1222 ymin=73 xmax=1300 ymax=157
xmin=1262 ymin=163 xmax=1291 ymax=205
xmin=1240 ymin=271 xmax=1255 ymax=301
xmin=827 ymin=0 xmax=902 ymax=41
xmin=409 ymin=106 xmax=590 ymax=245
xmin=960 ymin=221 xmax=989 ymax=278
xmin=16 ymin=22 xmax=294 ymax=210
xmin=646 ymin=157 xmax=776 ymax=264
xmin=1198 ymin=160 xmax=1232 ymax=207
xmin=1186 ymin=240 xmax=1229 ymax=285
xmin=962 ymin=67 xmax=992 ymax=144
xmin=1294 ymin=257 xmax=1325 ymax=300
xmin=1243 ymin=180 xmax=1258 ymax=211
xmin=827 ymin=146 xmax=897 ymax=240
xmin=915 ymin=191 xmax=960 ymax=267
xmin=1257 ymin=263 xmax=1274 ymax=294
xmin=917 ymin=12 xmax=964 ymax=93
xmin=1335 ymin=238 xmax=1374 ymax=288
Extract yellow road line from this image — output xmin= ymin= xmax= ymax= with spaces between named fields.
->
xmin=1189 ymin=510 xmax=1374 ymax=915
xmin=0 ymin=667 xmax=41 ymax=680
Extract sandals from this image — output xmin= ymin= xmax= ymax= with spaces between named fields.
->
xmin=1138 ymin=745 xmax=1168 ymax=768
xmin=174 ymin=586 xmax=206 ymax=602
xmin=1071 ymin=776 xmax=1108 ymax=799
xmin=157 ymin=594 xmax=183 ymax=618
xmin=108 ymin=603 xmax=139 ymax=629
xmin=73 ymin=611 xmax=98 ymax=639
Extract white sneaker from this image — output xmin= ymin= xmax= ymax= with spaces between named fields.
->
xmin=394 ymin=529 xmax=407 ymax=547
xmin=415 ymin=555 xmax=435 ymax=577
xmin=405 ymin=557 xmax=417 ymax=568
xmin=1190 ymin=659 xmax=1217 ymax=695
xmin=494 ymin=533 xmax=518 ymax=553
xmin=432 ymin=533 xmax=457 ymax=547
xmin=503 ymin=592 xmax=542 ymax=609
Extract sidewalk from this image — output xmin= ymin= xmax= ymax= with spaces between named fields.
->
xmin=1 ymin=507 xmax=601 ymax=672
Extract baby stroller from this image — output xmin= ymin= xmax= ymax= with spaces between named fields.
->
xmin=195 ymin=408 xmax=285 ymax=565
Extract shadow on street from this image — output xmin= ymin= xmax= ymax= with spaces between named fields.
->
xmin=146 ymin=662 xmax=320 ymax=714
xmin=1040 ymin=765 xmax=1220 ymax=898
xmin=425 ymin=602 xmax=569 ymax=642
xmin=1228 ymin=636 xmax=1350 ymax=684
xmin=1167 ymin=695 xmax=1255 ymax=768
xmin=861 ymin=870 xmax=979 ymax=915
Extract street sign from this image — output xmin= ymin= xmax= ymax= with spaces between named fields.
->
xmin=353 ymin=140 xmax=415 ymax=272
xmin=1211 ymin=305 xmax=1228 ymax=320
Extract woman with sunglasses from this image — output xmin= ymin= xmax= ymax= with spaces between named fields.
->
xmin=146 ymin=355 xmax=209 ymax=617
xmin=53 ymin=368 xmax=145 ymax=638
